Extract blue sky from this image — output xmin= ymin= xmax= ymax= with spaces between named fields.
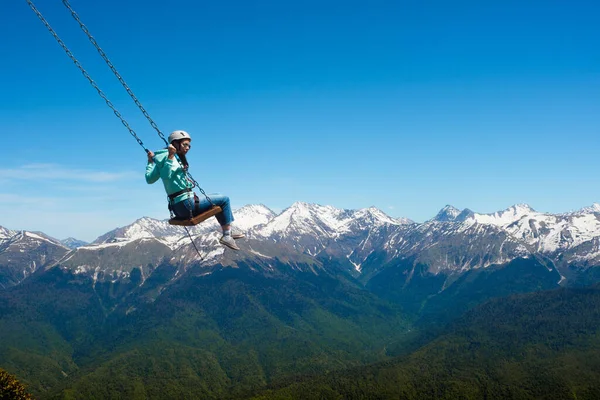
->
xmin=1 ymin=0 xmax=599 ymax=241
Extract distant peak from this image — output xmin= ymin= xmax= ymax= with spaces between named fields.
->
xmin=456 ymin=208 xmax=474 ymax=221
xmin=442 ymin=204 xmax=459 ymax=210
xmin=290 ymin=201 xmax=312 ymax=209
xmin=433 ymin=205 xmax=462 ymax=222
xmin=579 ymin=203 xmax=600 ymax=214
xmin=284 ymin=202 xmax=330 ymax=216
xmin=471 ymin=204 xmax=536 ymax=227
xmin=354 ymin=207 xmax=411 ymax=225
xmin=505 ymin=203 xmax=535 ymax=213
xmin=0 ymin=225 xmax=16 ymax=238
xmin=61 ymin=237 xmax=89 ymax=249
xmin=359 ymin=206 xmax=384 ymax=215
xmin=355 ymin=206 xmax=382 ymax=216
xmin=237 ymin=204 xmax=276 ymax=214
xmin=134 ymin=216 xmax=161 ymax=224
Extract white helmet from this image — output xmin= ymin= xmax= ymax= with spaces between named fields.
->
xmin=168 ymin=130 xmax=192 ymax=143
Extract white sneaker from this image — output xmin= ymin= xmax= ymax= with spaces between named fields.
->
xmin=231 ymin=232 xmax=245 ymax=240
xmin=219 ymin=235 xmax=240 ymax=251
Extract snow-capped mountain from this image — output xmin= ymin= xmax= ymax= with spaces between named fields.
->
xmin=468 ymin=204 xmax=536 ymax=226
xmin=3 ymin=202 xmax=600 ymax=293
xmin=38 ymin=202 xmax=407 ymax=284
xmin=0 ymin=226 xmax=17 ymax=242
xmin=93 ymin=216 xmax=186 ymax=247
xmin=61 ymin=237 xmax=89 ymax=249
xmin=57 ymin=237 xmax=174 ymax=287
xmin=255 ymin=202 xmax=408 ymax=240
xmin=0 ymin=228 xmax=69 ymax=288
xmin=432 ymin=205 xmax=463 ymax=222
xmin=457 ymin=204 xmax=600 ymax=265
xmin=232 ymin=204 xmax=277 ymax=231
xmin=380 ymin=203 xmax=600 ymax=273
xmin=572 ymin=203 xmax=600 ymax=215
xmin=92 ymin=205 xmax=277 ymax=246
xmin=374 ymin=218 xmax=530 ymax=274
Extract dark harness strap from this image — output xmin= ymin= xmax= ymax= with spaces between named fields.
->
xmin=168 ymin=188 xmax=192 ymax=201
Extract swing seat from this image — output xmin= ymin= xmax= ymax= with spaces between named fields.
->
xmin=168 ymin=206 xmax=222 ymax=226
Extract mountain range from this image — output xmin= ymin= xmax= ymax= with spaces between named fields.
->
xmin=2 ymin=202 xmax=600 ymax=398
xmin=3 ymin=201 xmax=600 ymax=323
xmin=3 ymin=202 xmax=600 ymax=292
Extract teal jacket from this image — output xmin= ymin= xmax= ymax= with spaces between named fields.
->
xmin=145 ymin=149 xmax=193 ymax=204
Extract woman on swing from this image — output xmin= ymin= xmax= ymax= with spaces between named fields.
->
xmin=145 ymin=130 xmax=244 ymax=251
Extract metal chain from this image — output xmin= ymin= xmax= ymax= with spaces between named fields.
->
xmin=26 ymin=0 xmax=212 ymax=258
xmin=25 ymin=0 xmax=149 ymax=153
xmin=60 ymin=0 xmax=168 ymax=146
xmin=184 ymin=227 xmax=206 ymax=262
xmin=60 ymin=0 xmax=213 ymax=206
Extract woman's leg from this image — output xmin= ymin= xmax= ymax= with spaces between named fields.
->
xmin=191 ymin=194 xmax=241 ymax=250
xmin=194 ymin=194 xmax=234 ymax=228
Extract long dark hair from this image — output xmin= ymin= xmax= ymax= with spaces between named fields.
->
xmin=170 ymin=139 xmax=189 ymax=170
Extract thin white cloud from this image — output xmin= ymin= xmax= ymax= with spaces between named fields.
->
xmin=0 ymin=164 xmax=137 ymax=183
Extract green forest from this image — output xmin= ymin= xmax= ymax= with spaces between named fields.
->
xmin=1 ymin=264 xmax=600 ymax=399
xmin=251 ymin=285 xmax=600 ymax=400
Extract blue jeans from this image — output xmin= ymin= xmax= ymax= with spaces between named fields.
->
xmin=171 ymin=194 xmax=234 ymax=226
